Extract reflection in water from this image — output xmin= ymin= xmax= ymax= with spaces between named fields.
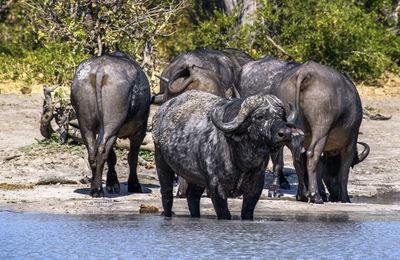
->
xmin=0 ymin=209 xmax=399 ymax=259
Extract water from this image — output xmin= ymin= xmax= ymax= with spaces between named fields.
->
xmin=1 ymin=208 xmax=400 ymax=260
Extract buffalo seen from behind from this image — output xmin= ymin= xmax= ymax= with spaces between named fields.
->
xmin=238 ymin=56 xmax=369 ymax=203
xmin=70 ymin=51 xmax=151 ymax=197
xmin=153 ymin=48 xmax=253 ymax=103
xmin=152 ymin=90 xmax=302 ymax=219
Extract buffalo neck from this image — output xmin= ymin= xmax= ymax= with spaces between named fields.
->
xmin=227 ymin=135 xmax=271 ymax=172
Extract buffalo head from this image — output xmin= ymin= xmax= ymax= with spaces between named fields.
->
xmin=211 ymin=95 xmax=303 ymax=152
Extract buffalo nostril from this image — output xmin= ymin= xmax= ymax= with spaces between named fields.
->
xmin=278 ymin=128 xmax=291 ymax=138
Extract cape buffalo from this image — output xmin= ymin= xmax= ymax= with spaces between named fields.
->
xmin=154 ymin=49 xmax=253 ymax=197
xmin=152 ymin=90 xmax=302 ymax=219
xmin=70 ymin=51 xmax=151 ymax=197
xmin=238 ymin=56 xmax=301 ymax=195
xmin=221 ymin=48 xmax=255 ymax=67
xmin=238 ymin=57 xmax=369 ymax=203
xmin=153 ymin=49 xmax=253 ymax=103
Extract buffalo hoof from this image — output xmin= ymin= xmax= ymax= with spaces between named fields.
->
xmin=106 ymin=174 xmax=120 ymax=194
xmin=268 ymin=184 xmax=281 ymax=198
xmin=332 ymin=196 xmax=350 ymax=203
xmin=128 ymin=183 xmax=142 ymax=193
xmin=91 ymin=187 xmax=104 ymax=198
xmin=329 ymin=194 xmax=351 ymax=203
xmin=161 ymin=211 xmax=176 ymax=217
xmin=320 ymin=192 xmax=328 ymax=202
xmin=296 ymin=193 xmax=308 ymax=202
xmin=308 ymin=193 xmax=324 ymax=204
xmin=106 ymin=182 xmax=120 ymax=194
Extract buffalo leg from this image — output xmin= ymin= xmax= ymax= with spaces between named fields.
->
xmin=106 ymin=147 xmax=120 ymax=194
xmin=287 ymin=135 xmax=308 ymax=201
xmin=306 ymin=135 xmax=328 ymax=204
xmin=186 ymin=183 xmax=205 ymax=218
xmin=81 ymin=129 xmax=103 ymax=197
xmin=127 ymin=128 xmax=145 ymax=193
xmin=155 ymin=147 xmax=175 ymax=217
xmin=336 ymin=144 xmax=356 ymax=202
xmin=93 ymin=135 xmax=117 ymax=197
xmin=321 ymin=155 xmax=341 ymax=202
xmin=268 ymin=149 xmax=284 ymax=198
xmin=293 ymin=152 xmax=308 ymax=202
xmin=241 ymin=172 xmax=264 ymax=220
xmin=208 ymin=179 xmax=231 ymax=220
xmin=92 ymin=154 xmax=105 ymax=197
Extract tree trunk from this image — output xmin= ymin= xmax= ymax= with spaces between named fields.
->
xmin=40 ymin=85 xmax=58 ymax=139
xmin=97 ymin=34 xmax=103 ymax=56
xmin=190 ymin=0 xmax=256 ymax=25
xmin=391 ymin=0 xmax=400 ymax=23
xmin=142 ymin=40 xmax=154 ymax=81
xmin=391 ymin=0 xmax=400 ymax=34
xmin=223 ymin=0 xmax=256 ymax=26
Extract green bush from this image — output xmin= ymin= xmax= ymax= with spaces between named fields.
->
xmin=1 ymin=0 xmax=399 ymax=86
xmin=164 ymin=0 xmax=400 ymax=84
xmin=254 ymin=0 xmax=400 ymax=82
xmin=0 ymin=41 xmax=88 ymax=86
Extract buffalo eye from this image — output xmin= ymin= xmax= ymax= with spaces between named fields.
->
xmin=255 ymin=115 xmax=264 ymax=121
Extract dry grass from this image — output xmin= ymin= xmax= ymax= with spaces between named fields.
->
xmin=357 ymin=74 xmax=400 ymax=100
xmin=0 ymin=80 xmax=52 ymax=95
xmin=0 ymin=183 xmax=35 ymax=190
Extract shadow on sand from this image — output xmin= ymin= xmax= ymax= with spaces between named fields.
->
xmin=74 ymin=183 xmax=159 ymax=198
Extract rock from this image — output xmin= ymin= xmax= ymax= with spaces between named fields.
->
xmin=139 ymin=204 xmax=159 ymax=214
xmin=20 ymin=86 xmax=32 ymax=94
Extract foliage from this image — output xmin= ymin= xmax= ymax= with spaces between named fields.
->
xmin=20 ymin=136 xmax=86 ymax=158
xmin=0 ymin=0 xmax=399 ymax=87
xmin=159 ymin=5 xmax=253 ymax=58
xmin=0 ymin=41 xmax=88 ymax=86
xmin=253 ymin=0 xmax=400 ymax=82
xmin=165 ymin=0 xmax=400 ymax=84
xmin=113 ymin=146 xmax=154 ymax=161
xmin=20 ymin=0 xmax=184 ymax=56
xmin=0 ymin=0 xmax=185 ymax=88
xmin=139 ymin=150 xmax=155 ymax=161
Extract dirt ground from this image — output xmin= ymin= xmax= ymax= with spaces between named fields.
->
xmin=1 ymin=80 xmax=400 ymax=217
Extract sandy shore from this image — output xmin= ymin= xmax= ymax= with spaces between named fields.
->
xmin=1 ymin=93 xmax=400 ymax=217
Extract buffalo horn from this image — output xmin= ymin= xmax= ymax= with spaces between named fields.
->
xmin=155 ymin=75 xmax=169 ymax=83
xmin=286 ymin=102 xmax=298 ymax=124
xmin=211 ymin=95 xmax=283 ymax=133
xmin=355 ymin=141 xmax=370 ymax=164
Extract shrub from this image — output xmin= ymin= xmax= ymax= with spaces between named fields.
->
xmin=163 ymin=0 xmax=400 ymax=84
xmin=0 ymin=41 xmax=88 ymax=87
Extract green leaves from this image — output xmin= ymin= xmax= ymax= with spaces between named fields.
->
xmin=1 ymin=0 xmax=399 ymax=87
xmin=18 ymin=0 xmax=184 ymax=57
xmin=167 ymin=0 xmax=399 ymax=84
